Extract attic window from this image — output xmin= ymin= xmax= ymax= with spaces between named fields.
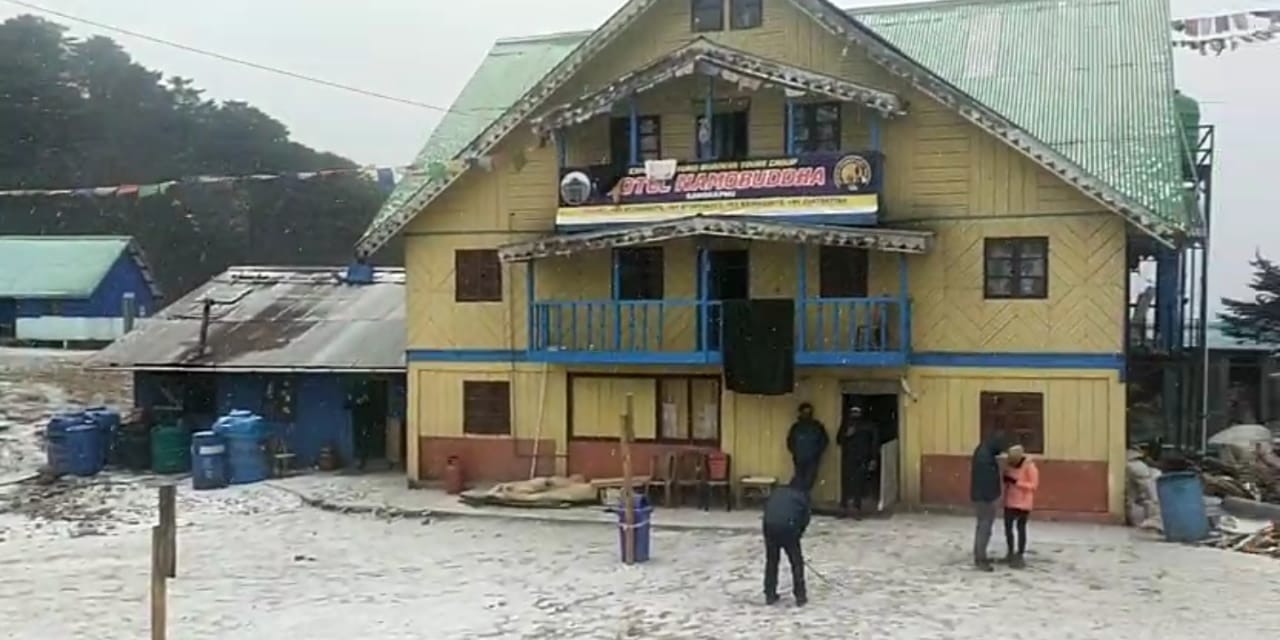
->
xmin=692 ymin=0 xmax=724 ymax=32
xmin=731 ymin=0 xmax=763 ymax=30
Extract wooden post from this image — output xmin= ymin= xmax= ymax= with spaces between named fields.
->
xmin=158 ymin=484 xmax=176 ymax=578
xmin=619 ymin=393 xmax=636 ymax=564
xmin=151 ymin=484 xmax=176 ymax=640
xmin=150 ymin=526 xmax=167 ymax=640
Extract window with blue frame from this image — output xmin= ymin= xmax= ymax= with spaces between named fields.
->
xmin=609 ymin=116 xmax=662 ymax=168
xmin=791 ymin=103 xmax=842 ymax=153
xmin=695 ymin=111 xmax=750 ymax=160
xmin=614 ymin=247 xmax=665 ymax=301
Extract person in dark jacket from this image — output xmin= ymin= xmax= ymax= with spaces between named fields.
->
xmin=970 ymin=432 xmax=1008 ymax=571
xmin=837 ymin=405 xmax=879 ymax=518
xmin=786 ymin=403 xmax=828 ymax=493
xmin=762 ymin=479 xmax=812 ymax=606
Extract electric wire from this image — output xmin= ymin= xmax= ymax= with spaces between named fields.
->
xmin=0 ymin=0 xmax=505 ymax=115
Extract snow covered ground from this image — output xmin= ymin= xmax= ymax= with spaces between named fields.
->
xmin=3 ymin=348 xmax=1280 ymax=639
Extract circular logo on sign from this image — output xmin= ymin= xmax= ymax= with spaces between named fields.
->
xmin=559 ymin=171 xmax=593 ymax=206
xmin=833 ymin=155 xmax=874 ymax=191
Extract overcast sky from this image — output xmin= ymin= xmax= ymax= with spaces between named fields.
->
xmin=0 ymin=0 xmax=1273 ymax=306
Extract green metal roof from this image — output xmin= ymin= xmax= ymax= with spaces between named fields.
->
xmin=367 ymin=0 xmax=1190 ymax=244
xmin=375 ymin=31 xmax=590 ymax=231
xmin=854 ymin=0 xmax=1190 ymax=232
xmin=0 ymin=236 xmax=135 ymax=298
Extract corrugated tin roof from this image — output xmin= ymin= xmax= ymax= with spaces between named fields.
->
xmin=372 ymin=31 xmax=590 ymax=240
xmin=0 ymin=235 xmax=156 ymax=299
xmin=360 ymin=0 xmax=1191 ymax=252
xmin=854 ymin=0 xmax=1189 ymax=233
xmin=84 ymin=266 xmax=406 ymax=372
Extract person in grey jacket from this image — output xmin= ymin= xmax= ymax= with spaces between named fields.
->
xmin=970 ymin=432 xmax=1008 ymax=571
xmin=762 ymin=479 xmax=812 ymax=606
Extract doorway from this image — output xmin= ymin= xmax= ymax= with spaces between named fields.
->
xmin=0 ymin=298 xmax=14 ymax=340
xmin=705 ymin=249 xmax=750 ymax=350
xmin=350 ymin=377 xmax=390 ymax=470
xmin=840 ymin=392 xmax=900 ymax=512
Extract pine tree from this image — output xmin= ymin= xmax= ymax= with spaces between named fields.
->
xmin=1219 ymin=253 xmax=1280 ymax=343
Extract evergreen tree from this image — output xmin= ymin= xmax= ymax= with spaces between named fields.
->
xmin=0 ymin=15 xmax=394 ymax=299
xmin=1219 ymin=253 xmax=1280 ymax=343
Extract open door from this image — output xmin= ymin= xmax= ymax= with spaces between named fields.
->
xmin=878 ymin=439 xmax=899 ymax=512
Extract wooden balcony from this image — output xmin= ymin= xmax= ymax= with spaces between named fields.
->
xmin=528 ymin=297 xmax=908 ymax=366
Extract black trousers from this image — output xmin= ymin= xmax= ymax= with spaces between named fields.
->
xmin=1003 ymin=507 xmax=1029 ymax=555
xmin=841 ymin=458 xmax=871 ymax=510
xmin=792 ymin=458 xmax=819 ymax=493
xmin=763 ymin=527 xmax=806 ymax=599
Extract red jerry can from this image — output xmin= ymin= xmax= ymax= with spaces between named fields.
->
xmin=443 ymin=455 xmax=465 ymax=495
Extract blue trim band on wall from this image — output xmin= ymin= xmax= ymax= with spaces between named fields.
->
xmin=405 ymin=349 xmax=1126 ymax=371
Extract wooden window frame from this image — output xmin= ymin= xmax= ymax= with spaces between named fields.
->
xmin=818 ymin=246 xmax=870 ymax=298
xmin=463 ymin=381 xmax=511 ymax=436
xmin=614 ymin=247 xmax=665 ymax=301
xmin=691 ymin=0 xmax=725 ymax=32
xmin=566 ymin=373 xmax=722 ymax=446
xmin=791 ymin=102 xmax=842 ymax=154
xmin=984 ymin=237 xmax=1049 ymax=300
xmin=656 ymin=377 xmax=722 ymax=445
xmin=455 ymin=249 xmax=502 ymax=303
xmin=730 ymin=0 xmax=763 ymax=30
xmin=979 ymin=391 xmax=1045 ymax=454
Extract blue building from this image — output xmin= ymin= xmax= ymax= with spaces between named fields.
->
xmin=86 ymin=266 xmax=408 ymax=470
xmin=0 ymin=235 xmax=160 ymax=345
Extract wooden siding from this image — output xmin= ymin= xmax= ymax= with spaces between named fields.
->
xmin=402 ymin=0 xmax=1123 ymax=355
xmin=899 ymin=367 xmax=1126 ymax=516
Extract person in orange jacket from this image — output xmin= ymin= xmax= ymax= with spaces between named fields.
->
xmin=1001 ymin=444 xmax=1039 ymax=568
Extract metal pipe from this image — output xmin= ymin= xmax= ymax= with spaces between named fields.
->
xmin=628 ymin=98 xmax=639 ymax=166
xmin=198 ymin=299 xmax=213 ymax=356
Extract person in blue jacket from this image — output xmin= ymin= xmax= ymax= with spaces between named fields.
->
xmin=762 ymin=478 xmax=812 ymax=606
xmin=786 ymin=403 xmax=829 ymax=493
xmin=970 ymin=431 xmax=1008 ymax=571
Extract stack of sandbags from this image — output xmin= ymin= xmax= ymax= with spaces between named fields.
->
xmin=1126 ymin=449 xmax=1164 ymax=531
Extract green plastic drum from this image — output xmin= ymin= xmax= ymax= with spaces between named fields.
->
xmin=150 ymin=422 xmax=191 ymax=474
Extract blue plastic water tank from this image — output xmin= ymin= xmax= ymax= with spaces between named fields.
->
xmin=190 ymin=431 xmax=229 ymax=490
xmin=84 ymin=406 xmax=120 ymax=466
xmin=213 ymin=410 xmax=269 ymax=485
xmin=45 ymin=412 xmax=87 ymax=474
xmin=1156 ymin=471 xmax=1210 ymax=542
xmin=65 ymin=420 xmax=104 ymax=477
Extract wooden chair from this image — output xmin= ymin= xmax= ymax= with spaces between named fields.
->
xmin=674 ymin=450 xmax=707 ymax=507
xmin=704 ymin=452 xmax=732 ymax=512
xmin=646 ymin=452 xmax=677 ymax=507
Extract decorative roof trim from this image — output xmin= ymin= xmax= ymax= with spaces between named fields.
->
xmin=497 ymin=216 xmax=933 ymax=263
xmin=355 ymin=0 xmax=664 ymax=256
xmin=357 ymin=0 xmax=1184 ymax=255
xmin=789 ymin=0 xmax=1182 ymax=248
xmin=123 ymin=238 xmax=164 ymax=300
xmin=530 ymin=39 xmax=905 ymax=135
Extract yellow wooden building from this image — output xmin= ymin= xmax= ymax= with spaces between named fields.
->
xmin=357 ymin=0 xmax=1203 ymax=521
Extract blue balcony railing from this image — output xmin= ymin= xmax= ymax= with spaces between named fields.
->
xmin=529 ymin=298 xmax=907 ymax=366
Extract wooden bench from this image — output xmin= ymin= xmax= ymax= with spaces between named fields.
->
xmin=736 ymin=476 xmax=778 ymax=509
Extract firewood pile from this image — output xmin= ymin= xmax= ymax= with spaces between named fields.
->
xmin=1201 ymin=519 xmax=1280 ymax=558
xmin=1198 ymin=444 xmax=1280 ymax=504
